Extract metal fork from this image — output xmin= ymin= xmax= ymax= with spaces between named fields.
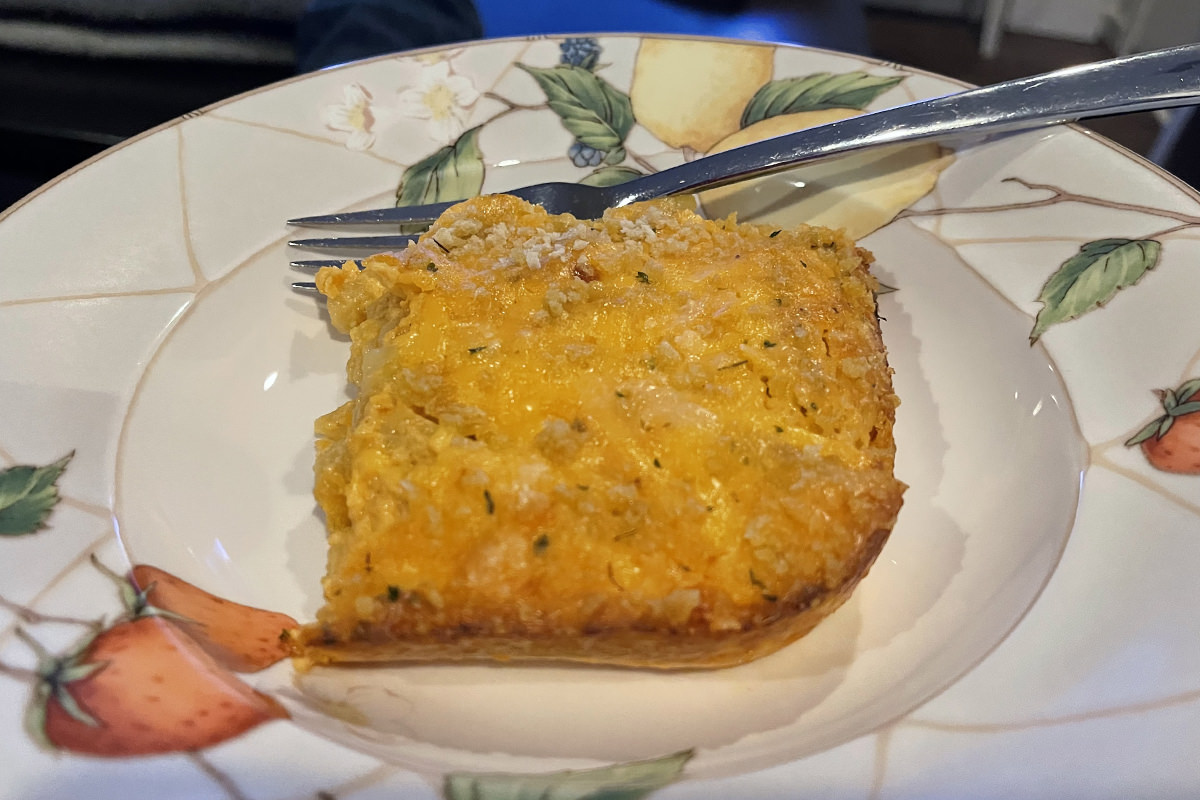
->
xmin=290 ymin=42 xmax=1200 ymax=285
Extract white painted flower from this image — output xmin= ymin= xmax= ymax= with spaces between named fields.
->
xmin=322 ymin=83 xmax=378 ymax=151
xmin=397 ymin=61 xmax=480 ymax=144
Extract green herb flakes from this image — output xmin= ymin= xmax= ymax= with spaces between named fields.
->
xmin=749 ymin=570 xmax=778 ymax=602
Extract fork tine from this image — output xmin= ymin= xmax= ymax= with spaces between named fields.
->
xmin=292 ymin=281 xmax=318 ymax=292
xmin=289 ymin=234 xmax=422 ymax=250
xmin=287 ymin=201 xmax=460 ymax=227
xmin=290 ymin=258 xmax=363 ymax=272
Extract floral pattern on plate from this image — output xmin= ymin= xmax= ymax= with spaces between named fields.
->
xmin=2 ymin=33 xmax=1200 ymax=800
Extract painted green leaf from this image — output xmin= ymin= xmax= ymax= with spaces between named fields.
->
xmin=1177 ymin=377 xmax=1200 ymax=403
xmin=24 ymin=672 xmax=54 ymax=749
xmin=580 ymin=165 xmax=642 ymax=187
xmin=1029 ymin=238 xmax=1161 ymax=343
xmin=444 ymin=750 xmax=692 ymax=800
xmin=1170 ymin=400 xmax=1200 ymax=416
xmin=396 ymin=126 xmax=485 ymax=207
xmin=0 ymin=452 xmax=73 ymax=537
xmin=602 ymin=146 xmax=627 ymax=166
xmin=517 ymin=64 xmax=634 ymax=152
xmin=1128 ymin=411 xmax=1180 ymax=446
xmin=1125 ymin=377 xmax=1200 ymax=446
xmin=741 ymin=72 xmax=904 ymax=127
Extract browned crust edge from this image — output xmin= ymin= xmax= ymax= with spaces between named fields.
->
xmin=293 ymin=524 xmax=894 ymax=671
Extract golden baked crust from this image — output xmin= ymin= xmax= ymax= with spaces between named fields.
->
xmin=297 ymin=195 xmax=904 ymax=669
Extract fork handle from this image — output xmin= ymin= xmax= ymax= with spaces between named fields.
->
xmin=615 ymin=43 xmax=1200 ymax=204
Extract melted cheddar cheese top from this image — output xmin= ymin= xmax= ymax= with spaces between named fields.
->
xmin=303 ymin=195 xmax=903 ymax=658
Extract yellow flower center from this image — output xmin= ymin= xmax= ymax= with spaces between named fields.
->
xmin=423 ymin=83 xmax=457 ymax=121
xmin=347 ymin=99 xmax=373 ymax=131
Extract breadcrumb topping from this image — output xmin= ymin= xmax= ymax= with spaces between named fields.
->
xmin=301 ymin=194 xmax=904 ymax=667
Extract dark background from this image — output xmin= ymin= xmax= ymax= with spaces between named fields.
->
xmin=0 ymin=0 xmax=1181 ymax=214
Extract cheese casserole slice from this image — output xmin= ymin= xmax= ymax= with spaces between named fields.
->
xmin=297 ymin=194 xmax=904 ymax=668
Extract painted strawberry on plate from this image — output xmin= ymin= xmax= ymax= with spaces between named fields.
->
xmin=1 ymin=454 xmax=298 ymax=758
xmin=15 ymin=557 xmax=296 ymax=757
xmin=1126 ymin=378 xmax=1200 ymax=474
xmin=130 ymin=564 xmax=297 ymax=673
xmin=22 ymin=617 xmax=287 ymax=757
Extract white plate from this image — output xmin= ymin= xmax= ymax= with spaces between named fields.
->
xmin=2 ymin=34 xmax=1199 ymax=800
